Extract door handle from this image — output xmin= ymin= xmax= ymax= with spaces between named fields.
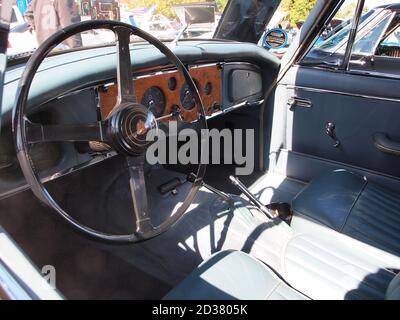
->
xmin=287 ymin=97 xmax=312 ymax=110
xmin=373 ymin=133 xmax=400 ymax=156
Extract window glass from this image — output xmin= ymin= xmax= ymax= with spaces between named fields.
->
xmin=302 ymin=0 xmax=362 ymax=67
xmin=6 ymin=0 xmax=227 ymax=58
xmin=376 ymin=16 xmax=400 ymax=57
xmin=351 ymin=12 xmax=393 ymax=55
xmin=348 ymin=1 xmax=400 ymax=76
xmin=303 ymin=0 xmax=400 ymax=70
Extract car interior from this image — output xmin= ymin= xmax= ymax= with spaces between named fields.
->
xmin=0 ymin=0 xmax=400 ymax=300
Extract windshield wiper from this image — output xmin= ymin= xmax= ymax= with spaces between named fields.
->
xmin=299 ymin=60 xmax=342 ymax=70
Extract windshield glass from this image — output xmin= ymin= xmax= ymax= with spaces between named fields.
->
xmin=7 ymin=0 xmax=229 ymax=58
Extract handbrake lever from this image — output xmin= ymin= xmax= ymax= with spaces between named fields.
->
xmin=229 ymin=176 xmax=278 ymax=219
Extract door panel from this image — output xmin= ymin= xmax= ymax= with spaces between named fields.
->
xmin=280 ymin=65 xmax=400 ymax=178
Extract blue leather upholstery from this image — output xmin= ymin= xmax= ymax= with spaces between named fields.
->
xmin=387 ymin=274 xmax=400 ymax=300
xmin=164 ymin=251 xmax=308 ymax=300
xmin=165 ymin=249 xmax=400 ymax=300
xmin=292 ymin=169 xmax=400 ymax=256
xmin=283 ymin=233 xmax=396 ymax=300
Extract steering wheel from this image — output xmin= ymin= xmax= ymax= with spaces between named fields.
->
xmin=13 ymin=21 xmax=207 ymax=243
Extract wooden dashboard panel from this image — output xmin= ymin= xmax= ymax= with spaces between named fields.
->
xmin=99 ymin=64 xmax=222 ymax=122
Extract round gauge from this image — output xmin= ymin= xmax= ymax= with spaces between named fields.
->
xmin=168 ymin=77 xmax=177 ymax=91
xmin=204 ymin=82 xmax=212 ymax=96
xmin=180 ymin=81 xmax=199 ymax=111
xmin=141 ymin=87 xmax=166 ymax=118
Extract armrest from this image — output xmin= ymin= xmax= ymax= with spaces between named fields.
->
xmin=373 ymin=133 xmax=400 ymax=156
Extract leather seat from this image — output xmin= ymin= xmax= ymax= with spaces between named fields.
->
xmin=164 ymin=250 xmax=308 ymax=300
xmin=165 ymin=250 xmax=400 ymax=300
xmin=291 ymin=169 xmax=400 ymax=256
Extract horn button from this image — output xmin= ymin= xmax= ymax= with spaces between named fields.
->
xmin=107 ymin=102 xmax=157 ymax=156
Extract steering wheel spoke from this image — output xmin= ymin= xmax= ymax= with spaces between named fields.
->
xmin=113 ymin=26 xmax=136 ymax=104
xmin=126 ymin=156 xmax=154 ymax=235
xmin=14 ymin=21 xmax=207 ymax=243
xmin=25 ymin=120 xmax=107 ymax=144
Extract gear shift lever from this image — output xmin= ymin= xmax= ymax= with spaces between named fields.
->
xmin=229 ymin=176 xmax=278 ymax=219
xmin=187 ymin=173 xmax=231 ymax=201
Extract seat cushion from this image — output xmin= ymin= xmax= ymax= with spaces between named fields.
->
xmin=387 ymin=273 xmax=400 ymax=300
xmin=283 ymin=233 xmax=397 ymax=300
xmin=292 ymin=169 xmax=400 ymax=256
xmin=164 ymin=250 xmax=308 ymax=300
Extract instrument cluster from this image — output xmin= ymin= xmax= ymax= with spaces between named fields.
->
xmin=99 ymin=64 xmax=223 ymax=122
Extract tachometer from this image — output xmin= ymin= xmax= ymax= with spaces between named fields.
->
xmin=141 ymin=87 xmax=166 ymax=118
xmin=180 ymin=83 xmax=197 ymax=111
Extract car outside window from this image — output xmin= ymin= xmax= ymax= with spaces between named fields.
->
xmin=351 ymin=12 xmax=393 ymax=55
xmin=302 ymin=0 xmax=400 ymax=77
xmin=376 ymin=16 xmax=400 ymax=57
xmin=301 ymin=0 xmax=362 ymax=67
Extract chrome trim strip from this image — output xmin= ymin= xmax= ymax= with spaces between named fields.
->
xmin=0 ymin=153 xmax=116 ymax=201
xmin=223 ymin=99 xmax=265 ymax=114
xmin=286 ymin=85 xmax=400 ymax=103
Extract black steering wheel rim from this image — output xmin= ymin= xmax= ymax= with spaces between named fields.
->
xmin=12 ymin=20 xmax=208 ymax=243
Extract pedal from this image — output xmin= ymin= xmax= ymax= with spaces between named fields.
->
xmin=158 ymin=177 xmax=185 ymax=195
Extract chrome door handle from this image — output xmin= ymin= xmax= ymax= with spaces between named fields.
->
xmin=288 ymin=97 xmax=312 ymax=110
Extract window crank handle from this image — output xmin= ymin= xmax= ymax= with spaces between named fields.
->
xmin=326 ymin=122 xmax=341 ymax=148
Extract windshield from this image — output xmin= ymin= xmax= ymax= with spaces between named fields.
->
xmin=7 ymin=0 xmax=229 ymax=58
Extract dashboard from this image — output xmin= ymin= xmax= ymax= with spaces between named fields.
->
xmin=0 ymin=41 xmax=281 ymax=200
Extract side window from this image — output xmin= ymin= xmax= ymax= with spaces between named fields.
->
xmin=302 ymin=0 xmax=360 ymax=66
xmin=302 ymin=1 xmax=400 ymax=77
xmin=376 ymin=16 xmax=400 ymax=57
xmin=351 ymin=13 xmax=393 ymax=55
xmin=348 ymin=3 xmax=400 ymax=76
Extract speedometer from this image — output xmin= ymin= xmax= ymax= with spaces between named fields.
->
xmin=141 ymin=87 xmax=166 ymax=118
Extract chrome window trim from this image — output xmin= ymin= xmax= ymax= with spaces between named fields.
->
xmin=298 ymin=63 xmax=400 ymax=80
xmin=286 ymin=84 xmax=400 ymax=103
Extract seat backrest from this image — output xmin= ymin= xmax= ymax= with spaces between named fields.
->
xmin=386 ymin=273 xmax=400 ymax=300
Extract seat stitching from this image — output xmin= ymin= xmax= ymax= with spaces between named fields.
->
xmin=284 ymin=254 xmax=367 ymax=300
xmin=281 ymin=233 xmax=305 ymax=278
xmin=345 ymin=211 xmax=400 ymax=244
xmin=343 ymin=224 xmax=400 ymax=254
xmin=340 ymin=179 xmax=368 ymax=232
xmin=353 ymin=207 xmax=400 ymax=237
xmin=289 ymin=242 xmax=390 ymax=292
xmin=356 ymin=191 xmax=400 ymax=226
xmin=287 ymin=244 xmax=389 ymax=299
xmin=297 ymin=236 xmax=382 ymax=273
